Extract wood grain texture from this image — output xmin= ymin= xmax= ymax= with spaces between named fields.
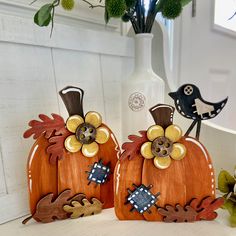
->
xmin=114 ymin=135 xmax=215 ymax=221
xmin=142 ymin=157 xmax=186 ymax=221
xmin=181 ymin=136 xmax=215 ymax=201
xmin=114 ymin=153 xmax=145 ymax=220
xmin=58 ymin=149 xmax=101 ymax=204
xmin=63 ymin=198 xmax=103 ymax=219
xmin=99 ymin=126 xmax=120 ymax=209
xmin=142 ymin=136 xmax=214 ymax=221
xmin=58 ymin=124 xmax=119 ymax=209
xmin=27 ymin=135 xmax=58 ymax=215
xmin=32 ymin=190 xmax=71 ymax=223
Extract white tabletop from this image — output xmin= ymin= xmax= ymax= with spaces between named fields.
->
xmin=0 ymin=208 xmax=235 ymax=236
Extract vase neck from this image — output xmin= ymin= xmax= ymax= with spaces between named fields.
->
xmin=134 ymin=33 xmax=153 ymax=72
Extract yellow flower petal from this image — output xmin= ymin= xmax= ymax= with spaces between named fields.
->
xmin=140 ymin=142 xmax=154 ymax=159
xmin=95 ymin=127 xmax=110 ymax=144
xmin=85 ymin=111 xmax=102 ymax=128
xmin=165 ymin=124 xmax=182 ymax=143
xmin=153 ymin=156 xmax=171 ymax=169
xmin=66 ymin=115 xmax=84 ymax=133
xmin=82 ymin=142 xmax=99 ymax=158
xmin=170 ymin=143 xmax=186 ymax=160
xmin=64 ymin=135 xmax=82 ymax=153
xmin=147 ymin=125 xmax=164 ymax=141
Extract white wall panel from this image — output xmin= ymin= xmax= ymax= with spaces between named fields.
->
xmin=0 ymin=145 xmax=6 ymax=196
xmin=52 ymin=49 xmax=106 ymax=119
xmin=0 ymin=2 xmax=134 ymax=224
xmin=100 ymin=55 xmax=134 ymax=143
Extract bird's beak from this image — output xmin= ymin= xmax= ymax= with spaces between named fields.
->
xmin=168 ymin=92 xmax=177 ymax=99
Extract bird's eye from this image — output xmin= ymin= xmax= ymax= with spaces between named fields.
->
xmin=184 ymin=85 xmax=193 ymax=96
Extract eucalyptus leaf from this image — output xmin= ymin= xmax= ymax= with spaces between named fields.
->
xmin=218 ymin=170 xmax=236 ymax=193
xmin=223 ymin=199 xmax=235 ymax=215
xmin=181 ymin=0 xmax=192 ymax=7
xmin=34 ymin=4 xmax=53 ymax=27
xmin=230 ymin=211 xmax=236 ymax=227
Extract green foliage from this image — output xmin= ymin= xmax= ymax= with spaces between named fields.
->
xmin=122 ymin=13 xmax=130 ymax=22
xmin=218 ymin=168 xmax=236 ymax=227
xmin=32 ymin=0 xmax=193 ymax=34
xmin=230 ymin=213 xmax=236 ymax=227
xmin=161 ymin=0 xmax=183 ymax=20
xmin=223 ymin=198 xmax=235 ymax=215
xmin=107 ymin=0 xmax=126 ymax=18
xmin=218 ymin=170 xmax=236 ymax=193
xmin=61 ymin=0 xmax=75 ymax=11
xmin=180 ymin=0 xmax=192 ymax=7
xmin=34 ymin=4 xmax=53 ymax=27
xmin=125 ymin=0 xmax=136 ymax=9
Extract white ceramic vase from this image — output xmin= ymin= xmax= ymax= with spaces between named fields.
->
xmin=121 ymin=33 xmax=165 ymax=142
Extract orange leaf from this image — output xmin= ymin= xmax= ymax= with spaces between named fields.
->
xmin=23 ymin=114 xmax=65 ymax=139
xmin=120 ymin=131 xmax=148 ymax=161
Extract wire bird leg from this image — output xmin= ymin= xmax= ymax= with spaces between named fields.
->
xmin=196 ymin=121 xmax=201 ymax=140
xmin=185 ymin=120 xmax=198 ymax=137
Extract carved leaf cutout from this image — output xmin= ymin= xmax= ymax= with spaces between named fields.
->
xmin=32 ymin=190 xmax=72 ymax=223
xmin=22 ymin=190 xmax=86 ymax=224
xmin=120 ymin=131 xmax=148 ymax=160
xmin=190 ymin=197 xmax=224 ymax=221
xmin=158 ymin=204 xmax=198 ymax=222
xmin=158 ymin=197 xmax=224 ymax=223
xmin=63 ymin=198 xmax=103 ymax=218
xmin=47 ymin=127 xmax=72 ymax=164
xmin=23 ymin=114 xmax=66 ymax=140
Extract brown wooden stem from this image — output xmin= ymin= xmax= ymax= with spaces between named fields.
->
xmin=149 ymin=104 xmax=175 ymax=129
xmin=22 ymin=215 xmax=33 ymax=224
xmin=59 ymin=86 xmax=84 ymax=117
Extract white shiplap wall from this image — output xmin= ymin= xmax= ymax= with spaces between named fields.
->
xmin=0 ymin=1 xmax=134 ymax=224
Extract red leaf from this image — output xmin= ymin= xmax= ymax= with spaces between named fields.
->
xmin=23 ymin=114 xmax=65 ymax=140
xmin=158 ymin=204 xmax=198 ymax=222
xmin=190 ymin=197 xmax=224 ymax=221
xmin=47 ymin=127 xmax=72 ymax=165
xmin=120 ymin=131 xmax=148 ymax=161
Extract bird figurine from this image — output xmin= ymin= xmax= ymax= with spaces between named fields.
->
xmin=169 ymin=84 xmax=228 ymax=139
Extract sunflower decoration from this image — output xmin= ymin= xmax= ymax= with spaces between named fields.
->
xmin=140 ymin=124 xmax=186 ymax=169
xmin=64 ymin=111 xmax=110 ymax=157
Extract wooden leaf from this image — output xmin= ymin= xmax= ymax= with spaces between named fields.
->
xmin=23 ymin=114 xmax=66 ymax=140
xmin=22 ymin=191 xmax=86 ymax=224
xmin=120 ymin=131 xmax=148 ymax=160
xmin=158 ymin=204 xmax=198 ymax=222
xmin=190 ymin=197 xmax=224 ymax=221
xmin=47 ymin=127 xmax=71 ymax=164
xmin=63 ymin=198 xmax=103 ymax=219
xmin=32 ymin=190 xmax=72 ymax=223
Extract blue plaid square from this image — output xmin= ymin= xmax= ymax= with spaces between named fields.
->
xmin=127 ymin=184 xmax=158 ymax=214
xmin=87 ymin=161 xmax=110 ymax=184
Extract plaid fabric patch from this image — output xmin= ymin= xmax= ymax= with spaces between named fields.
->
xmin=87 ymin=160 xmax=110 ymax=184
xmin=127 ymin=184 xmax=159 ymax=214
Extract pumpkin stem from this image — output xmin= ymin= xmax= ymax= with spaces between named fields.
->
xmin=149 ymin=104 xmax=175 ymax=129
xmin=22 ymin=215 xmax=33 ymax=224
xmin=59 ymin=86 xmax=84 ymax=117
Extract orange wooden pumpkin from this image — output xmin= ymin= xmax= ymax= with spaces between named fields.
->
xmin=24 ymin=86 xmax=120 ymax=222
xmin=114 ymin=104 xmax=222 ymax=222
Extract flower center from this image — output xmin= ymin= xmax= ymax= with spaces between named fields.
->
xmin=151 ymin=136 xmax=173 ymax=157
xmin=75 ymin=123 xmax=97 ymax=144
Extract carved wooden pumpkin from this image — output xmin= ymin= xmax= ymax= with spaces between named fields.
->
xmin=114 ymin=104 xmax=221 ymax=222
xmin=24 ymin=86 xmax=120 ymax=221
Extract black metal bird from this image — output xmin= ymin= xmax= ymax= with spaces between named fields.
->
xmin=169 ymin=84 xmax=228 ymax=139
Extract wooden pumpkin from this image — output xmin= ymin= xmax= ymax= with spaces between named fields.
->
xmin=24 ymin=86 xmax=120 ymax=222
xmin=114 ymin=104 xmax=223 ymax=222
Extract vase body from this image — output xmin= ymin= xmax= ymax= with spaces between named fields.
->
xmin=121 ymin=33 xmax=165 ymax=142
